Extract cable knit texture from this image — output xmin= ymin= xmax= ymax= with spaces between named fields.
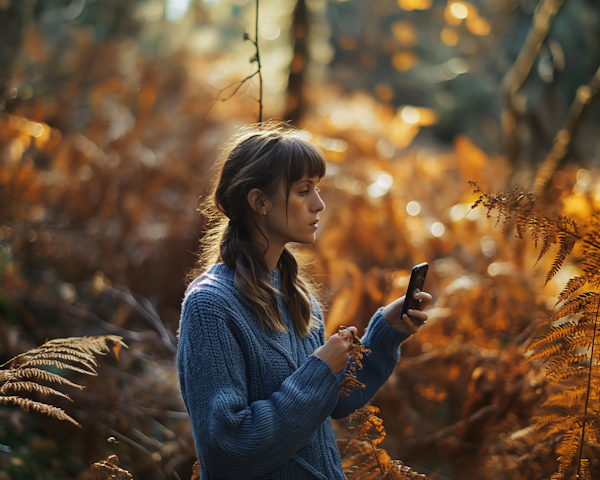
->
xmin=177 ymin=263 xmax=410 ymax=480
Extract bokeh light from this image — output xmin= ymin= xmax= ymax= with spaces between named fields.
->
xmin=406 ymin=201 xmax=421 ymax=216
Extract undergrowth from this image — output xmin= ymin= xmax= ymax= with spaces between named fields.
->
xmin=471 ymin=180 xmax=600 ymax=480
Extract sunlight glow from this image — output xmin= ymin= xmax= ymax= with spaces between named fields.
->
xmin=467 ymin=16 xmax=491 ymax=36
xmin=261 ymin=24 xmax=281 ymax=40
xmin=398 ymin=0 xmax=433 ymax=11
xmin=450 ymin=2 xmax=468 ymax=19
xmin=487 ymin=263 xmax=500 ymax=276
xmin=480 ymin=236 xmax=497 ymax=258
xmin=577 ymin=169 xmax=592 ymax=187
xmin=367 ymin=172 xmax=394 ymax=198
xmin=450 ymin=203 xmax=468 ymax=221
xmin=431 ymin=222 xmax=445 ymax=237
xmin=376 ymin=172 xmax=393 ymax=188
xmin=401 ymin=106 xmax=421 ymax=124
xmin=165 ymin=0 xmax=191 ymax=21
xmin=376 ymin=138 xmax=395 ymax=158
xmin=392 ymin=22 xmax=417 ymax=47
xmin=392 ymin=52 xmax=419 ymax=71
xmin=440 ymin=27 xmax=459 ymax=46
xmin=406 ymin=201 xmax=421 ymax=216
xmin=448 ymin=57 xmax=469 ymax=75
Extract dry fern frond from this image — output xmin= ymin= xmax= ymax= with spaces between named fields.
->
xmin=90 ymin=454 xmax=134 ymax=480
xmin=10 ymin=367 xmax=85 ymax=389
xmin=342 ymin=438 xmax=428 ymax=480
xmin=342 ymin=406 xmax=429 ymax=479
xmin=539 ymin=292 xmax=599 ymax=327
xmin=345 ymin=406 xmax=387 ymax=453
xmin=557 ymin=276 xmax=592 ymax=304
xmin=0 ymin=335 xmax=126 ymax=426
xmin=468 ymin=180 xmax=537 ymax=233
xmin=469 ymin=182 xmax=581 ymax=276
xmin=545 ymin=216 xmax=579 ymax=285
xmin=524 ymin=321 xmax=581 ymax=354
xmin=191 ymin=460 xmax=201 ymax=480
xmin=1 ymin=381 xmax=74 ymax=399
xmin=544 ymin=353 xmax=588 ymax=380
xmin=471 ymin=182 xmax=599 ymax=480
xmin=0 ymin=395 xmax=79 ymax=425
xmin=338 ymin=325 xmax=371 ymax=397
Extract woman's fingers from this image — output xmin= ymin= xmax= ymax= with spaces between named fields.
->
xmin=407 ymin=309 xmax=428 ymax=324
xmin=339 ymin=326 xmax=358 ymax=340
xmin=414 ymin=291 xmax=432 ymax=310
xmin=402 ymin=314 xmax=420 ymax=334
xmin=315 ymin=326 xmax=359 ymax=374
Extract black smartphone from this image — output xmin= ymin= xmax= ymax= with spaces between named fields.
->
xmin=400 ymin=262 xmax=428 ymax=323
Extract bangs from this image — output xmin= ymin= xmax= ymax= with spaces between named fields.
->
xmin=281 ymin=137 xmax=326 ymax=188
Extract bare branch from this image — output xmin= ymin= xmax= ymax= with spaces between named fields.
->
xmin=533 ymin=63 xmax=600 ymax=193
xmin=108 ymin=285 xmax=177 ymax=355
xmin=500 ymin=0 xmax=565 ymax=161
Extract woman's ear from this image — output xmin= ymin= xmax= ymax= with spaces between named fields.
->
xmin=247 ymin=188 xmax=267 ymax=216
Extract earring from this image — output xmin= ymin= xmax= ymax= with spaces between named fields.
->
xmin=263 ymin=211 xmax=267 ymax=215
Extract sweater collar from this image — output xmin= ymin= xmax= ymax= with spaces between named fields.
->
xmin=189 ymin=263 xmax=281 ymax=292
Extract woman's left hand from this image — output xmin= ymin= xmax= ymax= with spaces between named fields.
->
xmin=381 ymin=291 xmax=433 ymax=335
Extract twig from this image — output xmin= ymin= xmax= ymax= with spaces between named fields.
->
xmin=500 ymin=0 xmax=565 ymax=162
xmin=255 ymin=0 xmax=263 ymax=122
xmin=533 ymin=63 xmax=600 ymax=193
xmin=200 ymin=0 xmax=263 ymax=122
xmin=108 ymin=285 xmax=177 ymax=354
xmin=62 ymin=302 xmax=143 ymax=343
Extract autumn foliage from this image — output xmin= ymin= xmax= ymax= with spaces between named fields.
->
xmin=2 ymin=0 xmax=600 ymax=479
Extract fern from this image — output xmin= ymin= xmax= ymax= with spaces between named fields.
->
xmin=0 ymin=335 xmax=126 ymax=426
xmin=191 ymin=461 xmax=201 ymax=480
xmin=337 ymin=329 xmax=428 ymax=478
xmin=337 ymin=325 xmax=371 ymax=397
xmin=542 ymin=293 xmax=600 ymax=326
xmin=544 ymin=216 xmax=579 ymax=285
xmin=471 ymin=183 xmax=600 ymax=479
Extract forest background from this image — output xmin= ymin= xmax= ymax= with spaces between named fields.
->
xmin=1 ymin=0 xmax=600 ymax=479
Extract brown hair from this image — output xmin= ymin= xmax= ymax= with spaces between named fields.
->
xmin=190 ymin=121 xmax=326 ymax=337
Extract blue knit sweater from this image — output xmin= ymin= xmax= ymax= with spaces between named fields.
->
xmin=177 ymin=264 xmax=409 ymax=480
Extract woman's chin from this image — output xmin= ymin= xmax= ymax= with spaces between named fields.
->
xmin=291 ymin=234 xmax=317 ymax=245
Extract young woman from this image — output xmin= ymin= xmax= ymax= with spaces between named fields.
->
xmin=177 ymin=122 xmax=431 ymax=479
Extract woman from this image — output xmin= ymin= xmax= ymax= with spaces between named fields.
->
xmin=177 ymin=122 xmax=431 ymax=479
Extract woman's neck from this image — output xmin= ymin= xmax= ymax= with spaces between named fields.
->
xmin=250 ymin=227 xmax=285 ymax=271
xmin=264 ymin=244 xmax=284 ymax=271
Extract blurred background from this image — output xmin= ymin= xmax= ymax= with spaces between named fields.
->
xmin=1 ymin=0 xmax=600 ymax=478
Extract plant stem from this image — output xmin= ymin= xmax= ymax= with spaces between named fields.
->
xmin=576 ymin=295 xmax=600 ymax=478
xmin=255 ymin=0 xmax=263 ymax=122
xmin=358 ymin=388 xmax=386 ymax=475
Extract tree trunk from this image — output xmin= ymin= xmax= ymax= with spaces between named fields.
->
xmin=0 ymin=0 xmax=36 ymax=96
xmin=285 ymin=0 xmax=308 ymax=126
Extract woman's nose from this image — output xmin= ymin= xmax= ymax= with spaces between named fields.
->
xmin=313 ymin=192 xmax=325 ymax=212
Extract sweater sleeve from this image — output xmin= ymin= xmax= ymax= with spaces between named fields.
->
xmin=331 ymin=307 xmax=410 ymax=419
xmin=177 ymin=290 xmax=340 ymax=479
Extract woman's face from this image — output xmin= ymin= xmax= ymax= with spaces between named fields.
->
xmin=262 ymin=175 xmax=326 ymax=247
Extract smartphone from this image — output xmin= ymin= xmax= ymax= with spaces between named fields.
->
xmin=400 ymin=262 xmax=428 ymax=323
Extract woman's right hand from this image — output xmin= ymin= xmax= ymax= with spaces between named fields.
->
xmin=313 ymin=326 xmax=358 ymax=375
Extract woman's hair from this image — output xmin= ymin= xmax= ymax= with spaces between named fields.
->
xmin=190 ymin=121 xmax=326 ymax=337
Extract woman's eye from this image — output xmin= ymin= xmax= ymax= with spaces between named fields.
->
xmin=300 ymin=190 xmax=309 ymax=196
